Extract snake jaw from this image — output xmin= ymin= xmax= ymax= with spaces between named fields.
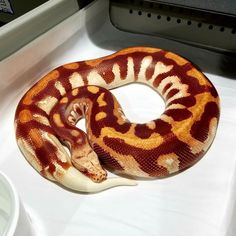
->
xmin=58 ymin=166 xmax=137 ymax=193
xmin=71 ymin=148 xmax=107 ymax=183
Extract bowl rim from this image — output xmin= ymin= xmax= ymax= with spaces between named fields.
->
xmin=0 ymin=171 xmax=20 ymax=236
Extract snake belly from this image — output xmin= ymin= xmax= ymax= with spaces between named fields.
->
xmin=15 ymin=47 xmax=220 ymax=193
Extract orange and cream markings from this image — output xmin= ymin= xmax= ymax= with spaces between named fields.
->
xmin=15 ymin=47 xmax=220 ymax=193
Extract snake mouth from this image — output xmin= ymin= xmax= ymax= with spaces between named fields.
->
xmin=80 ymin=168 xmax=107 ymax=183
xmin=74 ymin=163 xmax=107 ymax=183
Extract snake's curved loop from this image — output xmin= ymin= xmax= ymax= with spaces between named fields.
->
xmin=15 ymin=47 xmax=220 ymax=193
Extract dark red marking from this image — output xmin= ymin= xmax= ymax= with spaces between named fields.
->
xmin=135 ymin=124 xmax=153 ymax=139
xmin=132 ymin=54 xmax=145 ymax=80
xmin=164 ymin=108 xmax=192 ymax=121
xmin=154 ymin=119 xmax=172 ymax=135
xmin=99 ymin=70 xmax=115 ymax=84
xmin=93 ymin=143 xmax=124 ymax=171
xmin=55 ymin=67 xmax=74 ymax=91
xmin=209 ymin=85 xmax=219 ymax=98
xmin=162 ymin=83 xmax=172 ymax=94
xmin=166 ymin=88 xmax=179 ymax=100
xmin=153 ymin=70 xmax=172 ymax=88
xmin=116 ymin=57 xmax=128 ymax=79
xmin=168 ymin=96 xmax=196 ymax=108
xmin=145 ymin=64 xmax=155 ymax=80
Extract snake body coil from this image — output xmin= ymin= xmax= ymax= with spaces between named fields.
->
xmin=15 ymin=47 xmax=220 ymax=192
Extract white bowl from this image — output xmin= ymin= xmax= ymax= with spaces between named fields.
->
xmin=0 ymin=172 xmax=34 ymax=236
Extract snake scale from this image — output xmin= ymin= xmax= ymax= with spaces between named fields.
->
xmin=15 ymin=47 xmax=220 ymax=193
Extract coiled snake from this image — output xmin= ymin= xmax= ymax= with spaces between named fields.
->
xmin=15 ymin=47 xmax=220 ymax=193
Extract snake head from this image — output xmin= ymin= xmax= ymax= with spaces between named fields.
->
xmin=71 ymin=147 xmax=107 ymax=183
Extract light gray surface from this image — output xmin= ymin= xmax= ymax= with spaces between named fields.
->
xmin=0 ymin=0 xmax=79 ymax=60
